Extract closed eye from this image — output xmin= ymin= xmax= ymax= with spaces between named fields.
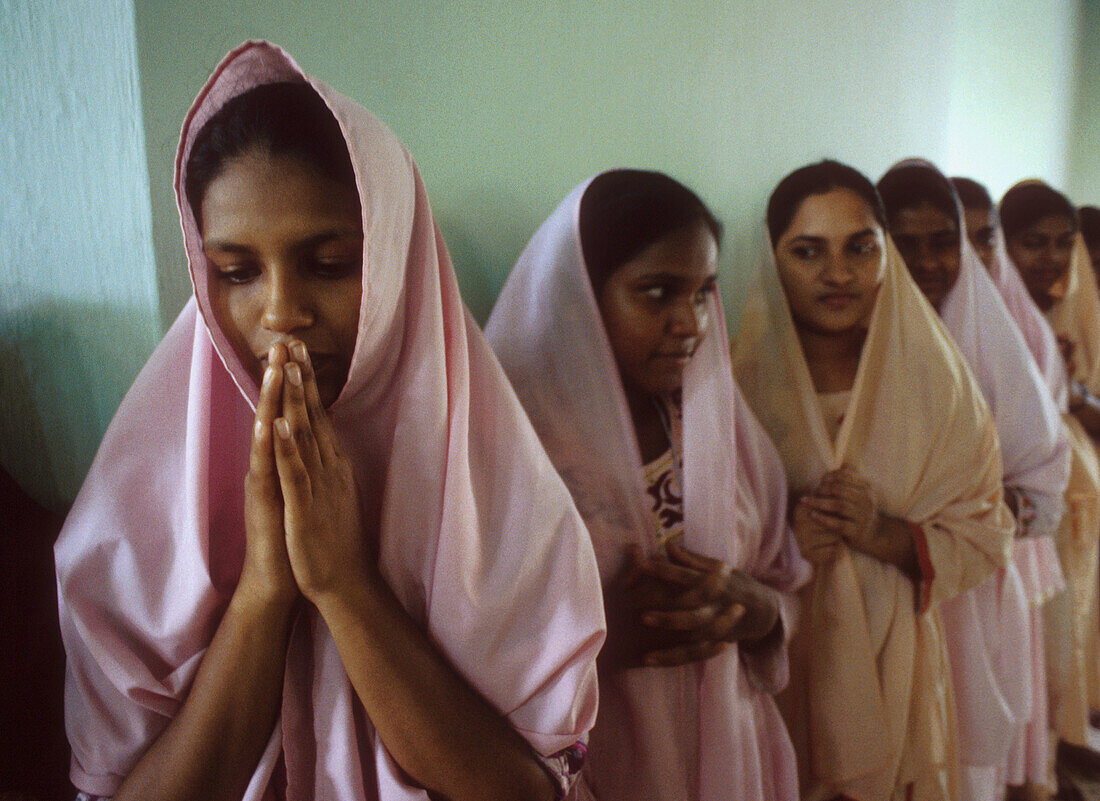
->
xmin=216 ymin=262 xmax=260 ymax=285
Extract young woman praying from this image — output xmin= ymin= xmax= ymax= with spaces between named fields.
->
xmin=54 ymin=41 xmax=604 ymax=801
xmin=732 ymin=159 xmax=1015 ymax=801
xmin=878 ymin=160 xmax=1069 ymax=801
xmin=486 ymin=169 xmax=809 ymax=801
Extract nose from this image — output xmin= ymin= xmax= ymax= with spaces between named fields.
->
xmin=820 ymin=253 xmax=855 ymax=285
xmin=668 ymin=297 xmax=706 ymax=339
xmin=261 ymin=270 xmax=313 ymax=333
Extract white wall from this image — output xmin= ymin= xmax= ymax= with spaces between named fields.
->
xmin=0 ymin=0 xmax=160 ymax=509
xmin=945 ymin=0 xmax=1081 ymax=197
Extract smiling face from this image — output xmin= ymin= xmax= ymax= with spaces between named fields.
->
xmin=200 ymin=148 xmax=364 ymax=407
xmin=597 ymin=220 xmax=719 ymax=398
xmin=774 ymin=188 xmax=885 ymax=337
xmin=1005 ymin=214 xmax=1077 ymax=312
xmin=889 ymin=201 xmax=962 ymax=312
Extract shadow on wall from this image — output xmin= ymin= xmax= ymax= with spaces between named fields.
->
xmin=0 ymin=300 xmax=159 ymax=513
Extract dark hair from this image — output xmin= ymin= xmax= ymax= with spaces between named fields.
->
xmin=579 ymin=169 xmax=723 ymax=293
xmin=766 ymin=160 xmax=886 ymax=247
xmin=184 ymin=81 xmax=357 ymax=227
xmin=1078 ymin=206 xmax=1100 ymax=250
xmin=999 ymin=182 xmax=1078 ymax=240
xmin=876 ymin=163 xmax=961 ymax=227
xmin=950 ymin=176 xmax=993 ymax=212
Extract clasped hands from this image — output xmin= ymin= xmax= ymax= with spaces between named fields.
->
xmin=240 ymin=340 xmax=369 ymax=609
xmin=602 ymin=540 xmax=780 ymax=670
xmin=790 ymin=465 xmax=879 ymax=564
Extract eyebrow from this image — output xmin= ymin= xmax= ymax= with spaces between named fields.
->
xmin=203 ymin=229 xmax=363 ymax=254
xmin=789 ymin=228 xmax=877 ymax=242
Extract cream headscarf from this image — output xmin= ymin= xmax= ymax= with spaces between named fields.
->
xmin=55 ymin=41 xmax=604 ymax=800
xmin=486 ymin=174 xmax=809 ymax=801
xmin=879 ymin=159 xmax=1070 ymax=793
xmin=733 ymin=196 xmax=1013 ymax=799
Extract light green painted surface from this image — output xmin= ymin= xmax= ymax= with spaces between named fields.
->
xmin=0 ymin=0 xmax=160 ymax=510
xmin=1 ymin=0 xmax=1089 ymax=508
xmin=1070 ymin=0 xmax=1100 ymax=203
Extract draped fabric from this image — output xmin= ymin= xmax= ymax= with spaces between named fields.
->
xmin=882 ymin=159 xmax=1069 ymax=799
xmin=733 ymin=229 xmax=1014 ymax=801
xmin=55 ymin=41 xmax=604 ymax=800
xmin=486 ymin=177 xmax=809 ymax=801
xmin=1021 ymin=211 xmax=1100 ymax=746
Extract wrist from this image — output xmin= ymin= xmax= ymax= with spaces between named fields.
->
xmin=230 ymin=576 xmax=299 ymax=621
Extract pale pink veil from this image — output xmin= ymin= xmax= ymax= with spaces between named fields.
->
xmin=987 ymin=228 xmax=1071 ymax=410
xmin=55 ymin=41 xmax=604 ymax=800
xmin=485 ymin=174 xmax=808 ymax=800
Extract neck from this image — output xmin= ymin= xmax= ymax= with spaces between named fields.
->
xmin=622 ymin=383 xmax=671 ymax=463
xmin=795 ymin=325 xmax=865 ymax=393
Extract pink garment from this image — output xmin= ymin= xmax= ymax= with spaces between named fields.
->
xmin=485 ymin=177 xmax=810 ymax=801
xmin=885 ymin=160 xmax=1069 ymax=801
xmin=987 ymin=229 xmax=1070 ymax=413
xmin=55 ymin=41 xmax=604 ymax=800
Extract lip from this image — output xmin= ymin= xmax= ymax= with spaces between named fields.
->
xmin=817 ymin=292 xmax=859 ymax=309
xmin=652 ymin=352 xmax=694 ymax=366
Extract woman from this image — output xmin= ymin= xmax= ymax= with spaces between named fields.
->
xmin=1001 ymin=180 xmax=1100 ymax=753
xmin=486 ymin=169 xmax=809 ymax=801
xmin=733 ymin=160 xmax=1015 ymax=801
xmin=878 ymin=160 xmax=1069 ymax=801
xmin=951 ymin=175 xmax=1070 ymax=412
xmin=55 ymin=41 xmax=604 ymax=801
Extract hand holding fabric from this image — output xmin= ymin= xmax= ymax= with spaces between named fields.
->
xmin=798 ymin=465 xmax=879 ymax=547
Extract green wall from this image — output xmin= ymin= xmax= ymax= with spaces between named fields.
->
xmin=1 ymin=0 xmax=160 ymax=510
xmin=136 ymin=1 xmax=1080 ymax=331
xmin=0 ymin=0 xmax=1088 ymax=508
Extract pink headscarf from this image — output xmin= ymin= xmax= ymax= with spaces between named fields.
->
xmin=55 ymin=41 xmax=604 ymax=800
xmin=485 ymin=176 xmax=810 ymax=801
xmin=987 ymin=229 xmax=1070 ymax=411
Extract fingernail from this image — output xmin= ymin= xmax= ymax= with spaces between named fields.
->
xmin=275 ymin=418 xmax=291 ymax=439
xmin=286 ymin=363 xmax=302 ymax=387
xmin=292 ymin=341 xmax=308 ymax=362
xmin=268 ymin=344 xmax=279 ymax=362
xmin=262 ymin=367 xmax=275 ymax=387
xmin=254 ymin=419 xmax=265 ymax=438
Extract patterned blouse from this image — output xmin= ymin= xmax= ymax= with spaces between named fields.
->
xmin=643 ymin=394 xmax=684 ymax=547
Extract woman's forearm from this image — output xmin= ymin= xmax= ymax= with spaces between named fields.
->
xmin=314 ymin=575 xmax=557 ymax=801
xmin=113 ymin=588 xmax=296 ymax=801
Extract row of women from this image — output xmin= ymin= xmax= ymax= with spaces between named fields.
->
xmin=52 ymin=41 xmax=1100 ymax=801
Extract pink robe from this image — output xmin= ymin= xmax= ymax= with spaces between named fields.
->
xmin=55 ymin=41 xmax=604 ymax=800
xmin=486 ymin=177 xmax=810 ymax=801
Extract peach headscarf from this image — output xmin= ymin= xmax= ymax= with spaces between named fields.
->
xmin=486 ymin=175 xmax=809 ymax=801
xmin=55 ymin=41 xmax=604 ymax=800
xmin=733 ymin=217 xmax=1013 ymax=800
xmin=880 ymin=159 xmax=1070 ymax=796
